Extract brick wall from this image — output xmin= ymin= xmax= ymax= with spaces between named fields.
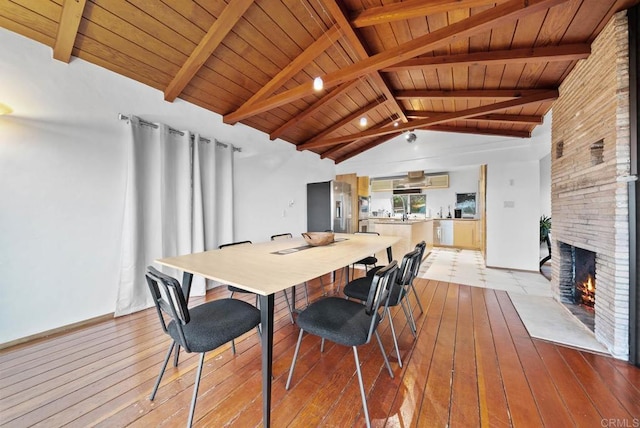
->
xmin=551 ymin=12 xmax=631 ymax=359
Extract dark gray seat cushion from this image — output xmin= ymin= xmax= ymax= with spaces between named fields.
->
xmin=167 ymin=298 xmax=260 ymax=353
xmin=228 ymin=285 xmax=253 ymax=294
xmin=344 ymin=275 xmax=404 ymax=306
xmin=343 ymin=277 xmax=371 ymax=301
xmin=356 ymin=256 xmax=377 ymax=265
xmin=296 ymin=297 xmax=379 ymax=347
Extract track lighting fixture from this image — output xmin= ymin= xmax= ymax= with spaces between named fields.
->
xmin=405 ymin=131 xmax=417 ymax=143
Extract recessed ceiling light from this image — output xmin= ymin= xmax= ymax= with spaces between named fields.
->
xmin=359 ymin=117 xmax=367 ymax=127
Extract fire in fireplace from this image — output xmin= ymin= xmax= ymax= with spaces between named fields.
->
xmin=576 ymin=274 xmax=595 ymax=308
xmin=572 ymin=247 xmax=596 ymax=309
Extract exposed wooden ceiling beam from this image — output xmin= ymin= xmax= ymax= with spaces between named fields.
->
xmin=405 ymin=111 xmax=544 ymax=124
xmin=320 ymin=120 xmax=399 ymax=159
xmin=297 ymin=98 xmax=388 ymax=150
xmin=239 ymin=24 xmax=341 ymax=109
xmin=164 ymin=0 xmax=254 ymax=102
xmin=467 ymin=113 xmax=544 ymax=124
xmin=334 ymin=133 xmax=400 ymax=164
xmin=320 ymin=0 xmax=408 ymax=123
xmin=383 ymin=44 xmax=591 ymax=72
xmin=396 ymin=89 xmax=553 ymax=100
xmin=304 ymin=89 xmax=558 ymax=148
xmin=269 ymin=80 xmax=360 ymax=140
xmin=53 ymin=0 xmax=87 ymax=62
xmin=223 ymin=0 xmax=568 ymax=124
xmin=426 ymin=125 xmax=532 ymax=138
xmin=351 ymin=0 xmax=504 ymax=28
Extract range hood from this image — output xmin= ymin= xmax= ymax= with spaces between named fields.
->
xmin=393 ymin=173 xmax=449 ymax=191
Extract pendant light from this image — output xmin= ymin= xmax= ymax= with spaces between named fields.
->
xmin=313 ymin=76 xmax=323 ymax=91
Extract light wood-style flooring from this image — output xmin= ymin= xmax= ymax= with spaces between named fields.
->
xmin=1 ymin=274 xmax=639 ymax=427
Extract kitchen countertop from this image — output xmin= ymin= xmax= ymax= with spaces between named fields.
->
xmin=372 ymin=218 xmax=433 ymax=224
xmin=433 ymin=218 xmax=479 ymax=221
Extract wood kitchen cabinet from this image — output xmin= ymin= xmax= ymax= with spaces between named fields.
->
xmin=453 ymin=220 xmax=479 ymax=249
xmin=357 ymin=176 xmax=370 ymax=196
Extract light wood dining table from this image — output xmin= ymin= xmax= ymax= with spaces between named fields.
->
xmin=155 ymin=232 xmax=400 ymax=428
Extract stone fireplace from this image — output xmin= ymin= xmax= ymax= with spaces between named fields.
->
xmin=550 ymin=12 xmax=632 ymax=359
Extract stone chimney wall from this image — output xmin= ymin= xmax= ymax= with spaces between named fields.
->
xmin=550 ymin=12 xmax=631 ymax=359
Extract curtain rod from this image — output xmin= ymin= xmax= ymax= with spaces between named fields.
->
xmin=118 ymin=114 xmax=241 ymax=152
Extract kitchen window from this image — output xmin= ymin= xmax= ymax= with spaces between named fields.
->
xmin=393 ymin=194 xmax=426 ymax=215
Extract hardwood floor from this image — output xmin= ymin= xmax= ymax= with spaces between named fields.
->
xmin=1 ymin=275 xmax=639 ymax=427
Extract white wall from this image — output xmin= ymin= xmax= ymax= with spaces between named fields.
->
xmin=0 ymin=29 xmax=334 ymax=344
xmin=234 ymin=146 xmax=334 ymax=242
xmin=485 ymin=160 xmax=541 ymax=271
xmin=539 ymin=153 xmax=552 ymax=218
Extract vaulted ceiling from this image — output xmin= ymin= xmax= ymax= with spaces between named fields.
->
xmin=2 ymin=0 xmax=637 ymax=162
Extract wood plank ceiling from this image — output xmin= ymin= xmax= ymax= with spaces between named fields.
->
xmin=1 ymin=0 xmax=637 ymax=163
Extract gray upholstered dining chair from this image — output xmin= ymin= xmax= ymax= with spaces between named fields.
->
xmin=285 ymin=261 xmax=399 ymax=428
xmin=350 ymin=231 xmax=380 ymax=281
xmin=365 ymin=240 xmax=426 ymax=319
xmin=343 ymin=248 xmax=422 ymax=367
xmin=145 ymin=266 xmax=260 ymax=427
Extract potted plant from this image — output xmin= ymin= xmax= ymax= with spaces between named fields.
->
xmin=540 ymin=215 xmax=551 ymax=243
xmin=540 ymin=215 xmax=552 ymax=268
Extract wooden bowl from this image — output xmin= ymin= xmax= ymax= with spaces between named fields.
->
xmin=301 ymin=232 xmax=335 ymax=246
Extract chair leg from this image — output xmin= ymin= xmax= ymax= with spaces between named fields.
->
xmin=352 ymin=346 xmax=371 ymax=428
xmin=410 ymin=280 xmax=424 ymax=314
xmin=150 ymin=342 xmax=175 ymax=400
xmin=386 ymin=307 xmax=403 ymax=368
xmin=318 ymin=276 xmax=327 ymax=296
xmin=337 ymin=266 xmax=348 ymax=294
xmin=400 ymin=298 xmax=418 ymax=338
xmin=173 ymin=344 xmax=181 ymax=367
xmin=282 ymin=289 xmax=294 ymax=324
xmin=231 ymin=339 xmax=236 ymax=355
xmin=286 ymin=329 xmax=305 ymax=390
xmin=187 ymin=353 xmax=206 ymax=428
xmin=303 ymin=282 xmax=310 ymax=305
xmin=374 ymin=331 xmax=394 ymax=379
xmin=255 ymin=295 xmax=263 ymax=335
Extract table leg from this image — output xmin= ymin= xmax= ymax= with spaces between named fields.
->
xmin=386 ymin=246 xmax=393 ymax=263
xmin=290 ymin=287 xmax=296 ymax=312
xmin=259 ymin=294 xmax=274 ymax=428
xmin=181 ymin=272 xmax=193 ymax=299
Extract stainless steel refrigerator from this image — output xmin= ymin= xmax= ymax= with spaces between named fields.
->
xmin=307 ymin=180 xmax=352 ymax=233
